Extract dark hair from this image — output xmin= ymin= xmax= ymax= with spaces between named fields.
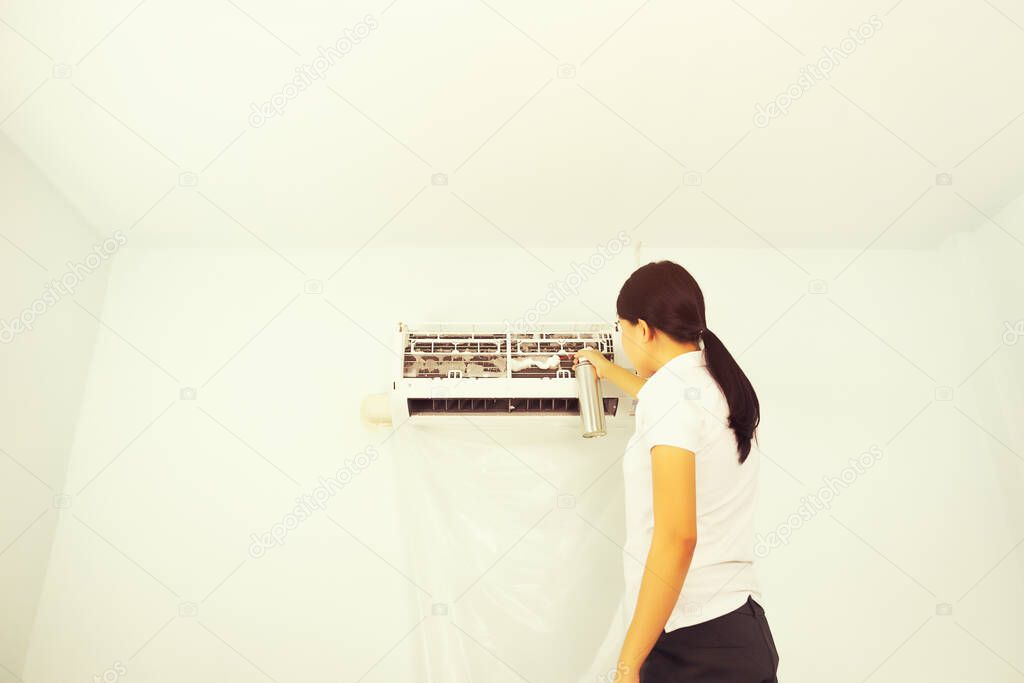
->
xmin=616 ymin=260 xmax=760 ymax=463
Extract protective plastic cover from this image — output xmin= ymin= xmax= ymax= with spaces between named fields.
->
xmin=383 ymin=419 xmax=634 ymax=682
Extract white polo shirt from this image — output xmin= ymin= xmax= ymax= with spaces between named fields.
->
xmin=621 ymin=347 xmax=762 ymax=631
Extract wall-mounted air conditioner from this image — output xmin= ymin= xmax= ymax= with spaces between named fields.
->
xmin=388 ymin=321 xmax=634 ymax=428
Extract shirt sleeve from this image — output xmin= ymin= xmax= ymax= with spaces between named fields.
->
xmin=641 ymin=396 xmax=705 ymax=454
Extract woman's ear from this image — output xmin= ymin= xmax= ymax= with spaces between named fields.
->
xmin=637 ymin=319 xmax=652 ymax=343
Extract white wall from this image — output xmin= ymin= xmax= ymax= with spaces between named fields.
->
xmin=15 ymin=217 xmax=1024 ymax=681
xmin=0 ymin=136 xmax=113 ymax=680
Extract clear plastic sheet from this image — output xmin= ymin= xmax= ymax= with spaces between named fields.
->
xmin=383 ymin=419 xmax=634 ymax=682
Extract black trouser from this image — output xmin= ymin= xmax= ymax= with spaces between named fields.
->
xmin=639 ymin=595 xmax=780 ymax=682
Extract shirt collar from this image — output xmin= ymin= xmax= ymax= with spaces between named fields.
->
xmin=637 ymin=348 xmax=707 ymax=399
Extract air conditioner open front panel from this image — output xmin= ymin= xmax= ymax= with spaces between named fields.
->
xmin=392 ymin=321 xmax=634 ymax=425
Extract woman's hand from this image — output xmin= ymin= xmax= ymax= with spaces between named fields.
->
xmin=573 ymin=347 xmax=612 ymax=379
xmin=572 ymin=347 xmax=647 ymax=399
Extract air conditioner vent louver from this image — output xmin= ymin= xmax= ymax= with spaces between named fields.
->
xmin=408 ymin=397 xmax=619 ymax=416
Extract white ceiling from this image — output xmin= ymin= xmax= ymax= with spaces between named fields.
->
xmin=1 ymin=0 xmax=1023 ymax=249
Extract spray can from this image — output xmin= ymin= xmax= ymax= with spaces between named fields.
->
xmin=575 ymin=357 xmax=607 ymax=438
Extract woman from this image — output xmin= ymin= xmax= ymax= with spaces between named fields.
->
xmin=575 ymin=261 xmax=779 ymax=683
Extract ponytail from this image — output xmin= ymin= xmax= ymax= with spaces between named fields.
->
xmin=700 ymin=328 xmax=759 ymax=463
